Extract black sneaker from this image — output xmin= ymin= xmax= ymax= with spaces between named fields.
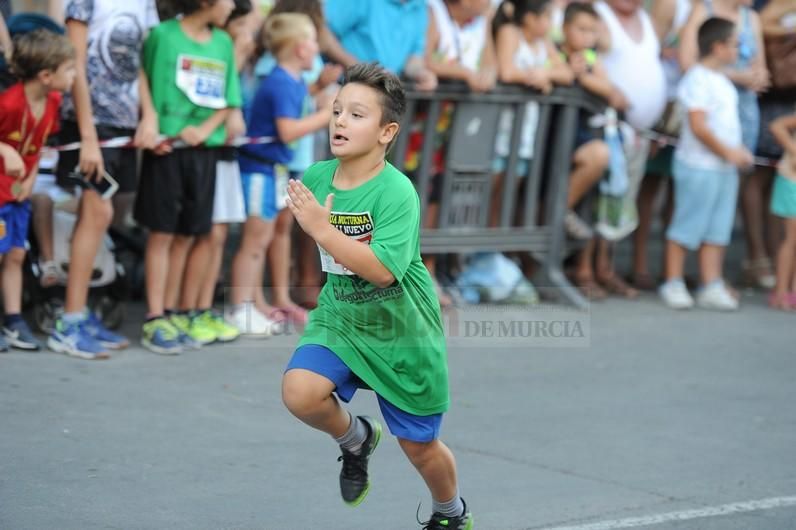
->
xmin=420 ymin=498 xmax=474 ymax=530
xmin=338 ymin=415 xmax=382 ymax=506
xmin=3 ymin=320 xmax=41 ymax=350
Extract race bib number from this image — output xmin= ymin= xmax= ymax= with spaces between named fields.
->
xmin=319 ymin=211 xmax=374 ymax=275
xmin=175 ymin=54 xmax=228 ymax=109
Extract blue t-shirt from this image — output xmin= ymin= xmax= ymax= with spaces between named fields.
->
xmin=324 ymin=0 xmax=427 ymax=74
xmin=239 ymin=65 xmax=308 ymax=173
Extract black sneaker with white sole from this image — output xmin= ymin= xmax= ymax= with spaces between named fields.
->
xmin=3 ymin=320 xmax=42 ymax=350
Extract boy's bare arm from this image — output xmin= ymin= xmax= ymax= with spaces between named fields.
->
xmin=181 ymin=108 xmax=232 ymax=145
xmin=276 ymin=108 xmax=332 ymax=145
xmin=769 ymin=114 xmax=796 ymax=154
xmin=286 ymin=180 xmax=395 ymax=288
xmin=0 ymin=142 xmax=25 ymax=177
xmin=689 ymin=110 xmax=752 ymax=168
xmin=134 ymin=69 xmax=159 ymax=149
xmin=577 ymin=60 xmax=615 ymax=101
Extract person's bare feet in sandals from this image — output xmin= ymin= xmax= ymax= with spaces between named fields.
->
xmin=597 ymin=272 xmax=639 ymax=299
xmin=572 ymin=274 xmax=608 ymax=301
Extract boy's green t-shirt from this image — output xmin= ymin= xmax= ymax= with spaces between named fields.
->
xmin=142 ymin=19 xmax=241 ymax=146
xmin=298 ymin=159 xmax=449 ymax=416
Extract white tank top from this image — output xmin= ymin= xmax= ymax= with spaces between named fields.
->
xmin=428 ymin=0 xmax=489 ymax=71
xmin=595 ymin=1 xmax=667 ymax=130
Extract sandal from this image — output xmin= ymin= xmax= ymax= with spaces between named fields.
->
xmin=629 ymin=271 xmax=657 ymax=291
xmin=597 ymin=273 xmax=639 ymax=299
xmin=741 ymin=258 xmax=776 ymax=290
xmin=571 ymin=275 xmax=607 ymax=301
xmin=768 ymin=291 xmax=794 ymax=311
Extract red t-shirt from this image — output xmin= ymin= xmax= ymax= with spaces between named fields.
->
xmin=0 ymin=82 xmax=62 ymax=204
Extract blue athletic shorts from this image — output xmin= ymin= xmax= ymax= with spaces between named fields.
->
xmin=286 ymin=344 xmax=443 ymax=442
xmin=0 ymin=201 xmax=31 ymax=254
xmin=241 ymin=171 xmax=277 ymax=221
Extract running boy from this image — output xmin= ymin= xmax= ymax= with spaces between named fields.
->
xmin=0 ymin=29 xmax=75 ymax=352
xmin=659 ymin=17 xmax=753 ymax=310
xmin=282 ymin=63 xmax=474 ymax=529
xmin=136 ymin=0 xmax=240 ymax=354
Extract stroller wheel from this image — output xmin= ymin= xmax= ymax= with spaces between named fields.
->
xmin=32 ymin=299 xmax=64 ymax=334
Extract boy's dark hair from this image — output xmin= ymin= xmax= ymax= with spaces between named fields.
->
xmin=163 ymin=0 xmax=218 ymax=17
xmin=492 ymin=0 xmax=552 ymax=38
xmin=9 ymin=29 xmax=74 ymax=81
xmin=228 ymin=0 xmax=253 ymax=23
xmin=342 ymin=63 xmax=406 ymax=127
xmin=563 ymin=2 xmax=599 ymax=25
xmin=697 ymin=17 xmax=735 ymax=58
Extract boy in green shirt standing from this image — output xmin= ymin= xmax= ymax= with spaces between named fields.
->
xmin=135 ymin=0 xmax=241 ymax=354
xmin=282 ymin=63 xmax=474 ymax=530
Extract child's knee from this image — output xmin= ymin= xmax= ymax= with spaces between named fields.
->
xmin=578 ymin=140 xmax=610 ymax=170
xmin=398 ymin=437 xmax=437 ymax=465
xmin=4 ymin=247 xmax=26 ymax=267
xmin=281 ymin=370 xmax=325 ymax=417
xmin=82 ymin=191 xmax=114 ymax=227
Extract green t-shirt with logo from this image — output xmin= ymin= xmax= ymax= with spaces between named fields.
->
xmin=298 ymin=159 xmax=449 ymax=416
xmin=142 ymin=19 xmax=241 ymax=147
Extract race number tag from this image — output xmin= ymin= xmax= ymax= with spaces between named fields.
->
xmin=175 ymin=55 xmax=228 ymax=109
xmin=319 ymin=211 xmax=374 ymax=275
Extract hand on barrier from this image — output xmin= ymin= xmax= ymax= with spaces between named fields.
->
xmin=79 ymin=137 xmax=105 ymax=181
xmin=726 ymin=146 xmax=755 ymax=170
xmin=134 ymin=113 xmax=159 ymax=150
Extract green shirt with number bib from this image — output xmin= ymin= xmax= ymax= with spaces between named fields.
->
xmin=298 ymin=159 xmax=449 ymax=416
xmin=142 ymin=19 xmax=241 ymax=146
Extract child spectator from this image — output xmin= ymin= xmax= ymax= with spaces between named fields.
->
xmin=163 ymin=0 xmax=253 ymax=347
xmin=680 ymin=0 xmax=772 ymax=291
xmin=767 ymin=112 xmax=796 ymax=310
xmin=47 ymin=0 xmax=158 ymax=359
xmin=227 ymin=12 xmax=332 ymax=335
xmin=490 ymin=0 xmax=574 ymax=227
xmin=659 ymin=17 xmax=753 ymax=310
xmin=557 ymin=2 xmax=615 ymax=298
xmin=136 ymin=0 xmax=240 ymax=354
xmin=0 ymin=29 xmax=75 ymax=352
xmin=282 ymin=62 xmax=474 ymax=530
xmin=323 ymin=0 xmax=438 ymax=91
xmin=253 ymin=0 xmax=342 ymax=324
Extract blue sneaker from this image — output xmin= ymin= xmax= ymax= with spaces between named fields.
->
xmin=3 ymin=319 xmax=42 ymax=350
xmin=141 ymin=317 xmax=182 ymax=355
xmin=84 ymin=312 xmax=130 ymax=350
xmin=48 ymin=320 xmax=110 ymax=360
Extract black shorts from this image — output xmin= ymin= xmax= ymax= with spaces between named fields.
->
xmin=55 ymin=120 xmax=139 ymax=193
xmin=134 ymin=148 xmax=218 ymax=236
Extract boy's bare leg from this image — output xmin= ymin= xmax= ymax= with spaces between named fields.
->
xmin=145 ymin=232 xmax=175 ymax=317
xmin=230 ymin=217 xmax=274 ymax=306
xmin=31 ymin=195 xmax=55 ymax=261
xmin=282 ymin=368 xmax=350 ymax=437
xmin=398 ymin=438 xmax=458 ymax=505
xmin=269 ymin=209 xmax=296 ymax=308
xmin=633 ymin=173 xmax=662 ymax=283
xmin=179 ymin=234 xmax=214 ymax=311
xmin=568 ymin=140 xmax=609 ymax=208
xmin=697 ymin=243 xmax=724 ymax=286
xmin=198 ymin=223 xmax=229 ymax=309
xmin=164 ymin=235 xmax=193 ymax=311
xmin=64 ymin=190 xmax=113 ymax=313
xmin=2 ymin=248 xmax=26 ymax=314
xmin=664 ymin=240 xmax=687 ymax=281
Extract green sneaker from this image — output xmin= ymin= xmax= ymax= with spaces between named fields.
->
xmin=141 ymin=317 xmax=181 ymax=355
xmin=170 ymin=313 xmax=217 ymax=345
xmin=420 ymin=498 xmax=474 ymax=529
xmin=197 ymin=310 xmax=240 ymax=343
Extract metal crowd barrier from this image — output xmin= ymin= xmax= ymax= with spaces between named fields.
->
xmin=391 ymin=83 xmax=606 ymax=309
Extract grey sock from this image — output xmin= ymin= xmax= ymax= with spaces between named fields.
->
xmin=432 ymin=491 xmax=464 ymax=518
xmin=333 ymin=413 xmax=367 ymax=455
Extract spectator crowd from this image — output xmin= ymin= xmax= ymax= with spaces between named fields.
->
xmin=0 ymin=0 xmax=794 ymax=360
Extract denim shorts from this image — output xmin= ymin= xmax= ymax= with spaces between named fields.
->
xmin=286 ymin=344 xmax=443 ymax=442
xmin=667 ymin=159 xmax=739 ymax=250
xmin=240 ymin=171 xmax=277 ymax=221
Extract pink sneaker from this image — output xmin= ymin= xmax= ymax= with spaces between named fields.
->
xmin=277 ymin=305 xmax=309 ymax=325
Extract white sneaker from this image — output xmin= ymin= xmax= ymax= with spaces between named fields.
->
xmin=696 ymin=281 xmax=739 ymax=311
xmin=225 ymin=302 xmax=283 ymax=336
xmin=659 ymin=280 xmax=694 ymax=309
